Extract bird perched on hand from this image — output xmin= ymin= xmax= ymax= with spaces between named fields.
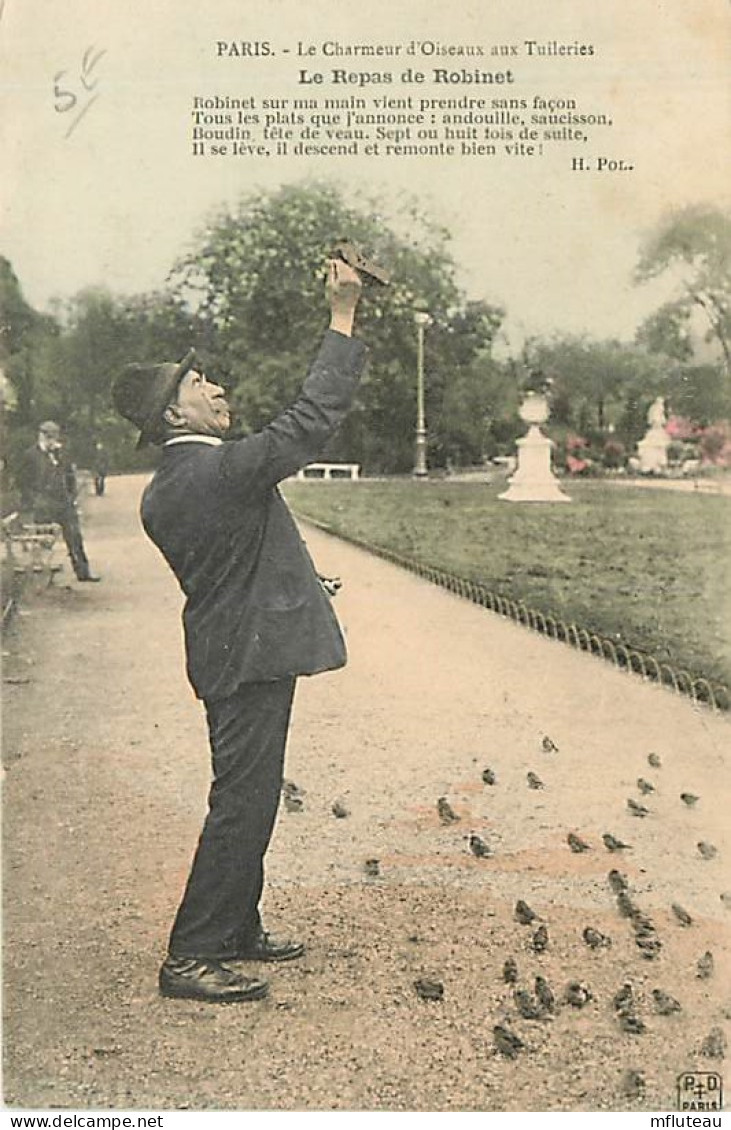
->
xmin=613 ymin=983 xmax=635 ymax=1015
xmin=637 ymin=778 xmax=655 ymax=795
xmin=568 ymin=832 xmax=591 ymax=853
xmin=468 ymin=832 xmax=491 ymax=858
xmin=481 ymin=767 xmax=497 ymax=786
xmin=672 ymin=902 xmax=692 ymax=927
xmin=564 ymin=982 xmax=592 ymax=1008
xmin=531 ymin=924 xmax=549 ymax=952
xmin=502 ymin=957 xmax=518 ymax=984
xmin=414 ymin=977 xmax=444 ymax=1001
xmin=515 ymin=899 xmax=538 ymax=926
xmin=437 ymin=796 xmax=460 ymax=825
xmin=652 ymin=988 xmax=681 ymax=1015
xmin=583 ymin=926 xmax=611 ymax=949
xmin=535 ymin=976 xmax=555 ymax=1014
xmin=608 ymin=869 xmax=629 ymax=894
xmin=622 ymin=1070 xmax=645 ymax=1100
xmin=603 ymin=833 xmax=632 ymax=852
xmin=627 ymin=798 xmax=649 ymax=817
xmin=542 ymin=735 xmax=559 ymax=753
xmin=493 ymin=1025 xmax=524 ymax=1058
xmin=331 ymin=800 xmax=349 ymax=819
xmin=647 ymin=752 xmax=662 ymax=769
xmin=696 ymin=951 xmax=714 ymax=980
xmin=514 ymin=988 xmax=542 ymax=1020
xmin=680 ymin=792 xmax=699 ymax=807
xmin=697 ymin=841 xmax=717 ymax=860
xmin=527 ymin=771 xmax=544 ymax=790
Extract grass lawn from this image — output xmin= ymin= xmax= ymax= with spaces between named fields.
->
xmin=282 ymin=478 xmax=731 ymax=692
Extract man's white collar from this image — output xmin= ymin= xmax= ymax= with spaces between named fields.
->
xmin=164 ymin=435 xmax=224 ymax=448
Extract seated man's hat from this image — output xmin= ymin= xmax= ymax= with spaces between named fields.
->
xmin=112 ymin=350 xmax=197 ymax=448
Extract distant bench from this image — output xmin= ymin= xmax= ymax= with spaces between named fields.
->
xmin=1 ymin=515 xmax=64 ymax=583
xmin=293 ymin=462 xmax=361 ymax=481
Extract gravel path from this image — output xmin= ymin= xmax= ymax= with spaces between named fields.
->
xmin=2 ymin=474 xmax=729 ymax=1112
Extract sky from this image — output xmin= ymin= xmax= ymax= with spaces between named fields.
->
xmin=1 ymin=0 xmax=729 ymax=351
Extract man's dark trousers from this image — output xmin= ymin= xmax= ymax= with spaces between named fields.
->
xmin=168 ymin=677 xmax=296 ymax=960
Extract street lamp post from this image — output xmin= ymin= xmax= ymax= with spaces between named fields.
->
xmin=413 ymin=311 xmax=431 ymax=478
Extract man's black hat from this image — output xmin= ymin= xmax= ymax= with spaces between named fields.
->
xmin=112 ymin=349 xmax=197 ymax=448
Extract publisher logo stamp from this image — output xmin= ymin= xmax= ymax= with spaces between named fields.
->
xmin=677 ymin=1072 xmax=723 ymax=1112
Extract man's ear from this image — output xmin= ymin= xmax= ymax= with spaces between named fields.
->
xmin=163 ymin=403 xmax=186 ymax=427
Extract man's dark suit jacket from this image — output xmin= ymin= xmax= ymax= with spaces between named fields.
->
xmin=20 ymin=444 xmax=78 ymax=522
xmin=141 ymin=330 xmax=367 ymax=702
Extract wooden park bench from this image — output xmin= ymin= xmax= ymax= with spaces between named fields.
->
xmin=1 ymin=513 xmax=64 ymax=592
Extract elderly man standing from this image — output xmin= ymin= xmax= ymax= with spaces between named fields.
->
xmin=20 ymin=420 xmax=100 ymax=582
xmin=112 ymin=258 xmax=365 ymax=1003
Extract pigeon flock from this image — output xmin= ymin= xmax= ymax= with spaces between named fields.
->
xmin=280 ymin=735 xmax=727 ymax=1107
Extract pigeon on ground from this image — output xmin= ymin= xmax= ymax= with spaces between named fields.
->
xmin=531 ymin=924 xmax=549 ymax=952
xmin=364 ymin=858 xmax=380 ymax=878
xmin=613 ymin=983 xmax=635 ymax=1014
xmin=616 ymin=892 xmax=640 ymax=919
xmin=652 ymin=989 xmax=681 ymax=1015
xmin=568 ymin=832 xmax=591 ymax=853
xmin=622 ymin=1071 xmax=645 ymax=1100
xmin=700 ymin=1027 xmax=727 ymax=1059
xmin=527 ymin=771 xmax=544 ymax=790
xmin=632 ymin=914 xmax=656 ymax=936
xmin=696 ymin=951 xmax=714 ymax=980
xmin=331 ymin=801 xmax=349 ymax=819
xmin=697 ymin=841 xmax=718 ymax=860
xmin=437 ymin=796 xmax=460 ymax=825
xmin=637 ymin=778 xmax=655 ymax=795
xmin=542 ymin=735 xmax=559 ymax=752
xmin=283 ymin=793 xmax=304 ymax=813
xmin=627 ymin=798 xmax=649 ymax=817
xmin=608 ymin=869 xmax=629 ymax=894
xmin=619 ymin=1013 xmax=646 ymax=1035
xmin=672 ymin=903 xmax=693 ymax=927
xmin=493 ymin=1025 xmax=524 ymax=1058
xmin=535 ymin=976 xmax=555 ymax=1014
xmin=564 ymin=982 xmax=592 ymax=1008
xmin=680 ymin=792 xmax=699 ymax=807
xmin=502 ymin=958 xmax=518 ymax=984
xmin=636 ymin=936 xmax=662 ymax=960
xmin=414 ymin=978 xmax=444 ymax=1001
xmin=647 ymin=753 xmax=662 ymax=769
xmin=515 ymin=899 xmax=538 ymax=926
xmin=583 ymin=926 xmax=611 ymax=949
xmin=603 ymin=833 xmax=632 ymax=852
xmin=468 ymin=833 xmax=491 ymax=858
xmin=514 ymin=989 xmax=542 ymax=1020
xmin=721 ymin=892 xmax=731 ymax=910
xmin=282 ymin=778 xmax=305 ymax=798
xmin=481 ymin=768 xmax=497 ymax=786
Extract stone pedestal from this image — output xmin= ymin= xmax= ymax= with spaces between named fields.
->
xmin=499 ymin=393 xmax=571 ymax=503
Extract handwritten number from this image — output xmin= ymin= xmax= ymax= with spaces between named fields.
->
xmin=53 ymin=47 xmax=105 ymax=136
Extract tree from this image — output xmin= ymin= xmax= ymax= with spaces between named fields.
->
xmin=635 ymin=205 xmax=731 ymax=374
xmin=170 ymin=182 xmax=504 ymax=472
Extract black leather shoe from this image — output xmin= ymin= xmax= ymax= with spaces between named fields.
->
xmin=159 ymin=956 xmax=269 ymax=1002
xmin=232 ymin=930 xmax=305 ymax=963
